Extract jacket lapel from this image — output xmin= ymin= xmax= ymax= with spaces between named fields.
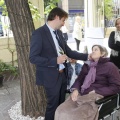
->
xmin=43 ymin=24 xmax=58 ymax=55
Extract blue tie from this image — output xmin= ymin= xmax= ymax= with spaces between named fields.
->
xmin=53 ymin=30 xmax=64 ymax=55
xmin=53 ymin=31 xmax=63 ymax=48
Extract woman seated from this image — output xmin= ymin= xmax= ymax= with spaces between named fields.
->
xmin=55 ymin=45 xmax=120 ymax=120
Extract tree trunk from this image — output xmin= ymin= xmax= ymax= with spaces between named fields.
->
xmin=4 ymin=0 xmax=47 ymax=118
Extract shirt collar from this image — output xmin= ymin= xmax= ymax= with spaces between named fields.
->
xmin=46 ymin=23 xmax=55 ymax=33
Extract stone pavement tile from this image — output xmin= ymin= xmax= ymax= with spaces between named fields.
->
xmin=0 ymin=89 xmax=9 ymax=95
xmin=0 ymin=95 xmax=12 ymax=120
xmin=1 ymin=112 xmax=11 ymax=120
xmin=0 ymin=79 xmax=20 ymax=120
xmin=0 ymin=112 xmax=5 ymax=120
xmin=3 ymin=80 xmax=20 ymax=88
xmin=1 ymin=100 xmax=19 ymax=120
xmin=6 ymin=85 xmax=21 ymax=95
xmin=0 ymin=95 xmax=13 ymax=112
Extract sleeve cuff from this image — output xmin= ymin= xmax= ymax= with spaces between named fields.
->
xmin=70 ymin=88 xmax=78 ymax=92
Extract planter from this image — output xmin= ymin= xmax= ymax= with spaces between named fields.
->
xmin=0 ymin=75 xmax=4 ymax=87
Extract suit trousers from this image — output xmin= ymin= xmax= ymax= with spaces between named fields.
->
xmin=44 ymin=72 xmax=67 ymax=120
xmin=75 ymin=38 xmax=81 ymax=51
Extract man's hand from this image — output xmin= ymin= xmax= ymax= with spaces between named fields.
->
xmin=57 ymin=54 xmax=67 ymax=64
xmin=71 ymin=89 xmax=79 ymax=101
xmin=88 ymin=53 xmax=92 ymax=60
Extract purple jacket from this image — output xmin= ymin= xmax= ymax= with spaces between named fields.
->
xmin=71 ymin=57 xmax=120 ymax=96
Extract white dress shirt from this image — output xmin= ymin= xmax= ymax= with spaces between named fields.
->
xmin=46 ymin=23 xmax=65 ymax=70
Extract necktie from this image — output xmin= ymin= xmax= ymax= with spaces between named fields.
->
xmin=53 ymin=31 xmax=60 ymax=41
xmin=53 ymin=30 xmax=65 ymax=70
xmin=53 ymin=30 xmax=64 ymax=55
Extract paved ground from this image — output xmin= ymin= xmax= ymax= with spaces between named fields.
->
xmin=0 ymin=34 xmax=120 ymax=120
xmin=0 ymin=79 xmax=21 ymax=120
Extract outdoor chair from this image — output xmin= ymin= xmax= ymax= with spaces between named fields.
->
xmin=65 ymin=90 xmax=120 ymax=120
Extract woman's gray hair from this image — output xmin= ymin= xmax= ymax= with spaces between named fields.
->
xmin=92 ymin=45 xmax=108 ymax=57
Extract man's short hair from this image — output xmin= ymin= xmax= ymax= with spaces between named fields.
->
xmin=47 ymin=7 xmax=68 ymax=21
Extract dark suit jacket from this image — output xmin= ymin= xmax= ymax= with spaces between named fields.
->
xmin=29 ymin=24 xmax=88 ymax=88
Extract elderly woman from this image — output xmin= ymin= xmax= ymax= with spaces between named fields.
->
xmin=108 ymin=17 xmax=120 ymax=69
xmin=55 ymin=45 xmax=120 ymax=120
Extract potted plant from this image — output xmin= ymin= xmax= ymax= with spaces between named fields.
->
xmin=0 ymin=60 xmax=18 ymax=87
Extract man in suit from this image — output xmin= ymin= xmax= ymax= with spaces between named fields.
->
xmin=29 ymin=7 xmax=88 ymax=120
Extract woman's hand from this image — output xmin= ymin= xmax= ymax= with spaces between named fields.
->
xmin=71 ymin=89 xmax=79 ymax=101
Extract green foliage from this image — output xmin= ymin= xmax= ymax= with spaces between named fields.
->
xmin=44 ymin=0 xmax=60 ymax=16
xmin=44 ymin=0 xmax=50 ymax=8
xmin=0 ymin=0 xmax=41 ymax=20
xmin=0 ymin=0 xmax=7 ymax=16
xmin=0 ymin=60 xmax=18 ymax=77
xmin=44 ymin=0 xmax=58 ymax=8
xmin=28 ymin=1 xmax=41 ymax=20
xmin=104 ymin=0 xmax=114 ymax=20
xmin=0 ymin=0 xmax=4 ymax=5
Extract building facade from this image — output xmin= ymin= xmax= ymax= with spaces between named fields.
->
xmin=58 ymin=0 xmax=84 ymax=32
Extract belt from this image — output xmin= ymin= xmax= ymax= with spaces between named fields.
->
xmin=59 ymin=69 xmax=64 ymax=73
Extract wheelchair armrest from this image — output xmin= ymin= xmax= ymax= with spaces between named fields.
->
xmin=95 ymin=94 xmax=118 ymax=105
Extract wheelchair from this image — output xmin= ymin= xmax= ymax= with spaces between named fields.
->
xmin=95 ymin=93 xmax=120 ymax=120
xmin=65 ymin=89 xmax=120 ymax=120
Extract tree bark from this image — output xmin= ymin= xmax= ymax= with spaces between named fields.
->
xmin=4 ymin=0 xmax=47 ymax=118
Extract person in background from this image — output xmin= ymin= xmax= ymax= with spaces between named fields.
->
xmin=108 ymin=17 xmax=120 ymax=69
xmin=61 ymin=25 xmax=68 ymax=41
xmin=55 ymin=45 xmax=120 ymax=120
xmin=67 ymin=58 xmax=82 ymax=89
xmin=73 ymin=16 xmax=83 ymax=51
xmin=29 ymin=7 xmax=89 ymax=120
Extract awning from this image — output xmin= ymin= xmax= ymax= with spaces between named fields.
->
xmin=69 ymin=9 xmax=84 ymax=13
